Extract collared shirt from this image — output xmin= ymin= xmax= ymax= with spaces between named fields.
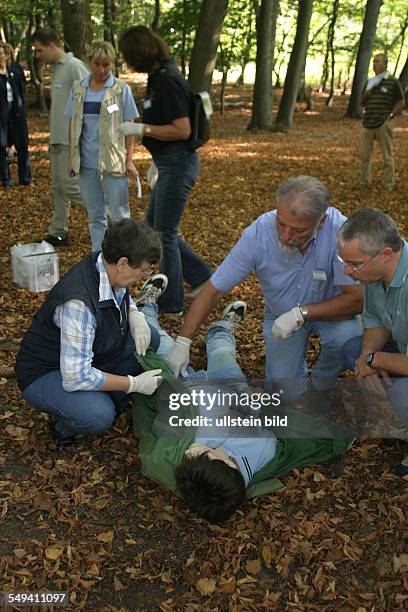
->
xmin=211 ymin=207 xmax=357 ymax=319
xmin=363 ymin=241 xmax=408 ymax=354
xmin=64 ymin=73 xmax=139 ymax=169
xmin=50 ymin=52 xmax=89 ymax=145
xmin=53 ymin=253 xmax=138 ymax=391
xmin=362 ymin=74 xmax=404 ymax=129
xmin=194 ymin=393 xmax=277 ymax=487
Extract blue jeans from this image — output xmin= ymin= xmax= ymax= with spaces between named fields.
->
xmin=80 ymin=167 xmax=130 ymax=251
xmin=343 ymin=335 xmax=408 ymax=426
xmin=147 ymin=146 xmax=212 ymax=313
xmin=263 ymin=313 xmax=363 ymax=402
xmin=22 ymin=326 xmax=160 ymax=438
xmin=142 ymin=302 xmax=245 ymax=381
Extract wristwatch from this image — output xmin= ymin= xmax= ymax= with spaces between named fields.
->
xmin=299 ymin=305 xmax=308 ymax=321
xmin=143 ymin=125 xmax=152 ymax=135
xmin=364 ymin=352 xmax=376 ymax=368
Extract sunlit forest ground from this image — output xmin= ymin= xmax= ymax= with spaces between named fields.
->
xmin=0 ymin=84 xmax=407 ymax=610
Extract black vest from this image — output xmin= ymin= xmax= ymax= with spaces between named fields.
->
xmin=15 ymin=254 xmax=130 ymax=391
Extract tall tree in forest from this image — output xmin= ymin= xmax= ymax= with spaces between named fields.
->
xmin=247 ymin=0 xmax=279 ymax=131
xmin=399 ymin=55 xmax=408 ymax=107
xmin=326 ymin=0 xmax=340 ymax=105
xmin=188 ymin=0 xmax=229 ymax=93
xmin=274 ymin=0 xmax=313 ymax=131
xmin=151 ymin=0 xmax=161 ymax=31
xmin=60 ymin=0 xmax=92 ymax=61
xmin=345 ymin=0 xmax=383 ymax=118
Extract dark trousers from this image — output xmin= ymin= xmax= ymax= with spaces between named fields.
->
xmin=147 ymin=145 xmax=212 ymax=313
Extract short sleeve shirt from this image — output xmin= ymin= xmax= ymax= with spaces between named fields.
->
xmin=363 ymin=241 xmax=408 ymax=354
xmin=141 ymin=59 xmax=192 ymax=154
xmin=362 ymin=75 xmax=404 ymax=129
xmin=65 ymin=74 xmax=139 ymax=169
xmin=50 ymin=52 xmax=89 ymax=145
xmin=211 ymin=207 xmax=358 ymax=318
xmin=194 ymin=389 xmax=277 ymax=487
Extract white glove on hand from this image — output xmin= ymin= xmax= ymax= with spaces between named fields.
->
xmin=119 ymin=122 xmax=146 ymax=137
xmin=129 ymin=310 xmax=151 ymax=356
xmin=127 ymin=369 xmax=162 ymax=395
xmin=272 ymin=307 xmax=304 ymax=340
xmin=165 ymin=336 xmax=192 ymax=377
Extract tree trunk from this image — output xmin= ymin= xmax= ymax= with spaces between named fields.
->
xmin=274 ymin=0 xmax=314 ymax=131
xmin=399 ymin=56 xmax=408 ymax=108
xmin=345 ymin=0 xmax=383 ymax=119
xmin=188 ymin=0 xmax=229 ymax=93
xmin=27 ymin=11 xmax=47 ymax=112
xmin=247 ymin=0 xmax=279 ymax=131
xmin=60 ymin=0 xmax=92 ymax=62
xmin=326 ymin=0 xmax=339 ymax=106
xmin=151 ymin=0 xmax=161 ymax=31
xmin=399 ymin=56 xmax=408 ymax=90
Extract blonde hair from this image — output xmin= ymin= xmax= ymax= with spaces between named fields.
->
xmin=87 ymin=41 xmax=116 ymax=64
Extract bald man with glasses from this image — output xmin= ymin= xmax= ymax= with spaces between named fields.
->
xmin=338 ymin=208 xmax=408 ymax=475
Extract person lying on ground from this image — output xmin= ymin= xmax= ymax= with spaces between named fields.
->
xmin=131 ymin=274 xmax=355 ymax=523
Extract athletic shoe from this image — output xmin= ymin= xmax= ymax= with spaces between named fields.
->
xmin=222 ymin=301 xmax=247 ymax=329
xmin=394 ymin=456 xmax=408 ymax=477
xmin=39 ymin=233 xmax=69 ymax=247
xmin=135 ymin=274 xmax=168 ymax=306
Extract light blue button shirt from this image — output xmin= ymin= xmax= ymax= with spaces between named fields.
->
xmin=193 ymin=386 xmax=277 ymax=486
xmin=363 ymin=241 xmax=408 ymax=354
xmin=65 ymin=74 xmax=139 ymax=169
xmin=211 ymin=207 xmax=357 ymax=318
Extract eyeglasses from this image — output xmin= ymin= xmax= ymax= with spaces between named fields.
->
xmin=338 ymin=252 xmax=380 ymax=273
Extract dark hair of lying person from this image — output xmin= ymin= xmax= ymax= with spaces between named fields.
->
xmin=175 ymin=453 xmax=246 ymax=523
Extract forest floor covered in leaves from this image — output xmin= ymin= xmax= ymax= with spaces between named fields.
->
xmin=0 ymin=85 xmax=407 ymax=610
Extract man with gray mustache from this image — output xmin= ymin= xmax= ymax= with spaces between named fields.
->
xmin=166 ymin=176 xmax=363 ymax=405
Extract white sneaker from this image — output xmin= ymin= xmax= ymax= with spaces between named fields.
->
xmin=222 ymin=301 xmax=247 ymax=329
xmin=135 ymin=274 xmax=168 ymax=306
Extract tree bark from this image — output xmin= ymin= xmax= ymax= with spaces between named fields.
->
xmin=345 ymin=0 xmax=383 ymax=119
xmin=399 ymin=56 xmax=408 ymax=90
xmin=326 ymin=0 xmax=339 ymax=106
xmin=274 ymin=0 xmax=314 ymax=131
xmin=151 ymin=0 xmax=161 ymax=31
xmin=60 ymin=0 xmax=92 ymax=62
xmin=27 ymin=9 xmax=47 ymax=112
xmin=247 ymin=0 xmax=279 ymax=131
xmin=399 ymin=56 xmax=408 ymax=108
xmin=188 ymin=0 xmax=229 ymax=93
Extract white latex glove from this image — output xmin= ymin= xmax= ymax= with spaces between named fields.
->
xmin=127 ymin=369 xmax=162 ymax=395
xmin=129 ymin=310 xmax=151 ymax=356
xmin=165 ymin=336 xmax=191 ymax=377
xmin=272 ymin=307 xmax=304 ymax=340
xmin=119 ymin=122 xmax=146 ymax=137
xmin=147 ymin=161 xmax=159 ymax=188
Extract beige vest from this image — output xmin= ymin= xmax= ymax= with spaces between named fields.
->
xmin=69 ymin=78 xmax=127 ymax=175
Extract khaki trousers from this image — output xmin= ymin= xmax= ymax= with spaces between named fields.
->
xmin=49 ymin=144 xmax=85 ymax=236
xmin=360 ymin=118 xmax=395 ymax=188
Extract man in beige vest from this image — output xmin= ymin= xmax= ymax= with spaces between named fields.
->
xmin=32 ymin=28 xmax=89 ymax=246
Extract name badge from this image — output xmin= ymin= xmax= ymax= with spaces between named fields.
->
xmin=107 ymin=103 xmax=119 ymax=114
xmin=313 ymin=270 xmax=327 ymax=281
xmin=53 ymin=82 xmax=62 ymax=88
xmin=143 ymin=99 xmax=152 ymax=109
